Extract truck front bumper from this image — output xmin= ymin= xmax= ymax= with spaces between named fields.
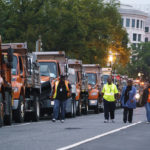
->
xmin=41 ymin=99 xmax=54 ymax=109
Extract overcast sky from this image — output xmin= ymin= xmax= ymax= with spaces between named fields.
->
xmin=119 ymin=0 xmax=150 ymax=4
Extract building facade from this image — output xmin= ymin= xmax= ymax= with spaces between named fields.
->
xmin=145 ymin=17 xmax=150 ymax=42
xmin=119 ymin=4 xmax=149 ymax=47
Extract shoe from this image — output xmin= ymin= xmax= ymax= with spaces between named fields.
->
xmin=146 ymin=121 xmax=150 ymax=124
xmin=52 ymin=118 xmax=56 ymax=122
xmin=123 ymin=121 xmax=127 ymax=123
xmin=60 ymin=120 xmax=64 ymax=123
xmin=111 ymin=119 xmax=115 ymax=123
xmin=104 ymin=120 xmax=109 ymax=123
xmin=128 ymin=121 xmax=132 ymax=123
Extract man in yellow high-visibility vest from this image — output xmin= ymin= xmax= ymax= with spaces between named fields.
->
xmin=52 ymin=75 xmax=71 ymax=123
xmin=102 ymin=77 xmax=118 ymax=123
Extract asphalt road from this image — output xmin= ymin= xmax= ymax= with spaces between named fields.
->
xmin=0 ymin=107 xmax=149 ymax=150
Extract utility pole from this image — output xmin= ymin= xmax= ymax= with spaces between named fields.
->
xmin=36 ymin=35 xmax=42 ymax=52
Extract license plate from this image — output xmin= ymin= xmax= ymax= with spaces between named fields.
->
xmin=51 ymin=101 xmax=54 ymax=105
xmin=91 ymin=100 xmax=96 ymax=104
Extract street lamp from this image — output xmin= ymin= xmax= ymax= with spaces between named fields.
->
xmin=108 ymin=55 xmax=113 ymax=67
xmin=138 ymin=73 xmax=141 ymax=77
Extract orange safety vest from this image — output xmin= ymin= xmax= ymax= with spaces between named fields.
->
xmin=53 ymin=80 xmax=70 ymax=99
xmin=148 ymin=88 xmax=150 ymax=103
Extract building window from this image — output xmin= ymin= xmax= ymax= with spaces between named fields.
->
xmin=145 ymin=27 xmax=149 ymax=32
xmin=121 ymin=18 xmax=124 ymax=27
xmin=141 ymin=20 xmax=143 ymax=29
xmin=145 ymin=37 xmax=148 ymax=42
xmin=132 ymin=19 xmax=135 ymax=28
xmin=136 ymin=20 xmax=139 ymax=28
xmin=133 ymin=33 xmax=137 ymax=41
xmin=138 ymin=34 xmax=141 ymax=41
xmin=126 ymin=18 xmax=130 ymax=27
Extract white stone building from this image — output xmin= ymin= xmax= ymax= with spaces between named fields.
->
xmin=145 ymin=16 xmax=150 ymax=42
xmin=119 ymin=4 xmax=148 ymax=47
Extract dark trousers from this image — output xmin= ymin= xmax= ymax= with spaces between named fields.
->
xmin=123 ymin=107 xmax=133 ymax=123
xmin=104 ymin=99 xmax=116 ymax=120
xmin=53 ymin=99 xmax=66 ymax=120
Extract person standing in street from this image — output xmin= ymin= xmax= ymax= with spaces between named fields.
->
xmin=52 ymin=75 xmax=71 ymax=123
xmin=141 ymin=81 xmax=150 ymax=123
xmin=120 ymin=80 xmax=136 ymax=123
xmin=102 ymin=77 xmax=118 ymax=123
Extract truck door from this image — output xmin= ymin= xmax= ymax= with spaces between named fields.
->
xmin=18 ymin=56 xmax=25 ymax=85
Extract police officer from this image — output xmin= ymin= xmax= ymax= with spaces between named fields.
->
xmin=52 ymin=75 xmax=71 ymax=123
xmin=102 ymin=77 xmax=118 ymax=123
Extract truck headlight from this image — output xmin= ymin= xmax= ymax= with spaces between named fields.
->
xmin=135 ymin=93 xmax=140 ymax=99
xmin=13 ymin=87 xmax=19 ymax=93
xmin=91 ymin=92 xmax=98 ymax=96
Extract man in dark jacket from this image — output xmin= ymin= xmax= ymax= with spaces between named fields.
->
xmin=52 ymin=75 xmax=71 ymax=123
xmin=141 ymin=81 xmax=150 ymax=123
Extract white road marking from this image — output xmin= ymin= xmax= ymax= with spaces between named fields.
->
xmin=57 ymin=121 xmax=142 ymax=150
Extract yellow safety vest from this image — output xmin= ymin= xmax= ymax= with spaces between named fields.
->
xmin=102 ymin=83 xmax=118 ymax=102
xmin=53 ymin=80 xmax=70 ymax=99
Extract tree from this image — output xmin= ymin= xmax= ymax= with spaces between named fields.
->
xmin=1 ymin=0 xmax=130 ymax=65
xmin=124 ymin=42 xmax=150 ymax=80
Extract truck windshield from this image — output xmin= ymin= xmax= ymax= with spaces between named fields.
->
xmin=87 ymin=73 xmax=96 ymax=85
xmin=68 ymin=74 xmax=76 ymax=84
xmin=102 ymin=75 xmax=109 ymax=84
xmin=12 ymin=55 xmax=18 ymax=75
xmin=39 ymin=62 xmax=57 ymax=78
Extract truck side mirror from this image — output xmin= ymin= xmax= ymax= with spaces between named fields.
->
xmin=7 ymin=48 xmax=14 ymax=68
xmin=7 ymin=48 xmax=14 ymax=63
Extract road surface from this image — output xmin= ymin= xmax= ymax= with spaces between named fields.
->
xmin=0 ymin=107 xmax=149 ymax=150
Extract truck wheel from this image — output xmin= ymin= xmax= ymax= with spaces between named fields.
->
xmin=73 ymin=100 xmax=76 ymax=117
xmin=3 ymin=92 xmax=12 ymax=125
xmin=14 ymin=96 xmax=25 ymax=123
xmin=77 ymin=99 xmax=82 ymax=116
xmin=32 ymin=96 xmax=40 ymax=122
xmin=94 ymin=103 xmax=99 ymax=114
xmin=0 ymin=94 xmax=4 ymax=127
xmin=66 ymin=100 xmax=74 ymax=118
xmin=84 ymin=100 xmax=88 ymax=115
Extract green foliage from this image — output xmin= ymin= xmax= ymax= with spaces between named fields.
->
xmin=125 ymin=42 xmax=150 ymax=80
xmin=0 ymin=0 xmax=129 ymax=65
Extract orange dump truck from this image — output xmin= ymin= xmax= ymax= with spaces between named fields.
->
xmin=68 ymin=59 xmax=88 ymax=115
xmin=33 ymin=51 xmax=78 ymax=117
xmin=0 ymin=36 xmax=13 ymax=127
xmin=33 ymin=51 xmax=66 ymax=115
xmin=83 ymin=64 xmax=102 ymax=113
xmin=2 ymin=43 xmax=51 ymax=123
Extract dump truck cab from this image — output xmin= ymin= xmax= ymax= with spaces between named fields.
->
xmin=2 ymin=43 xmax=51 ymax=123
xmin=68 ymin=59 xmax=88 ymax=115
xmin=83 ymin=64 xmax=102 ymax=113
xmin=101 ymin=68 xmax=112 ymax=85
xmin=33 ymin=51 xmax=66 ymax=114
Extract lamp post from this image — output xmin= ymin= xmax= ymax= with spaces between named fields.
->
xmin=108 ymin=55 xmax=113 ymax=67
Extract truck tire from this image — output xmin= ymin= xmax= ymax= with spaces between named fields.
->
xmin=32 ymin=96 xmax=40 ymax=122
xmin=66 ymin=100 xmax=74 ymax=118
xmin=77 ymin=99 xmax=82 ymax=116
xmin=0 ymin=94 xmax=4 ymax=127
xmin=14 ymin=96 xmax=25 ymax=123
xmin=73 ymin=100 xmax=76 ymax=117
xmin=84 ymin=99 xmax=88 ymax=115
xmin=3 ymin=92 xmax=12 ymax=125
xmin=94 ymin=102 xmax=100 ymax=114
